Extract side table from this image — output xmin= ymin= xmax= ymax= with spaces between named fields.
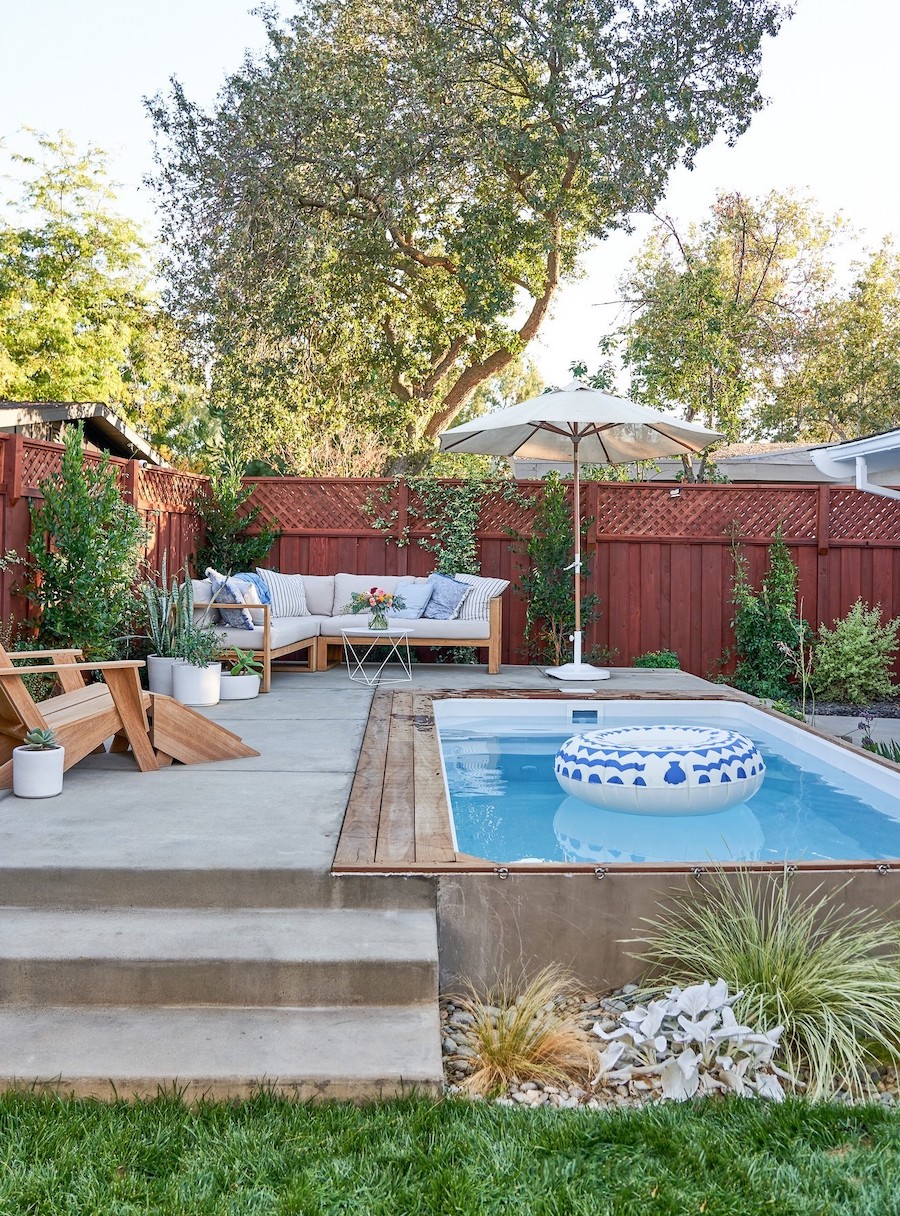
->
xmin=341 ymin=627 xmax=413 ymax=686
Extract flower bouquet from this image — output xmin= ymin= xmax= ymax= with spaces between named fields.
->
xmin=346 ymin=586 xmax=406 ymax=630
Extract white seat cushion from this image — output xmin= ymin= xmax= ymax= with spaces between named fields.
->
xmin=323 ymin=614 xmax=489 ymax=640
xmin=216 ymin=616 xmax=319 ymax=650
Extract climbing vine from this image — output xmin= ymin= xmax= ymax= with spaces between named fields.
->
xmin=365 ymin=476 xmax=524 ymax=575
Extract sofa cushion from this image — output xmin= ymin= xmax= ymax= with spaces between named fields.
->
xmin=388 ymin=581 xmax=433 ymax=619
xmin=190 ymin=579 xmax=219 ymax=625
xmin=301 ymin=575 xmax=336 ymax=617
xmin=422 ymin=573 xmax=471 ymax=620
xmin=332 ymin=573 xmax=410 ymax=616
xmin=454 ymin=574 xmax=510 ymax=621
xmin=238 ymin=579 xmax=265 ymax=626
xmin=324 ymin=614 xmax=490 ymax=640
xmin=206 ymin=567 xmax=254 ymax=630
xmin=216 ymin=615 xmax=319 ymax=651
xmin=257 ymin=568 xmax=309 ymax=617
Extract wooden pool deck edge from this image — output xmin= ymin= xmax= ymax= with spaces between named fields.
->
xmin=331 ymin=686 xmax=900 ymax=875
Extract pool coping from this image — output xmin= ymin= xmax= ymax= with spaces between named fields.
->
xmin=331 ymin=688 xmax=900 ymax=876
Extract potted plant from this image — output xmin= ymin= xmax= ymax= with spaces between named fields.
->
xmin=13 ymin=727 xmax=65 ymax=798
xmin=172 ymin=620 xmax=223 ymax=706
xmin=141 ymin=555 xmax=195 ymax=695
xmin=219 ymin=647 xmax=263 ymax=700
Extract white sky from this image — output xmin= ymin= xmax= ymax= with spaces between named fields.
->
xmin=1 ymin=0 xmax=898 ymax=384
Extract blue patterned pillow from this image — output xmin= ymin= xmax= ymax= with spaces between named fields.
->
xmin=206 ymin=567 xmax=254 ymax=630
xmin=421 ymin=573 xmax=471 ymax=620
xmin=388 ymin=581 xmax=434 ymax=620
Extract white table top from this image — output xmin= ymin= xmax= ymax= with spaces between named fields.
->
xmin=341 ymin=626 xmax=413 ymax=636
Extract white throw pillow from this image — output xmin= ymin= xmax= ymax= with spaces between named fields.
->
xmin=239 ymin=580 xmax=265 ymax=626
xmin=454 ymin=574 xmax=510 ymax=621
xmin=190 ymin=578 xmax=219 ymax=625
xmin=257 ymin=569 xmax=309 ymax=618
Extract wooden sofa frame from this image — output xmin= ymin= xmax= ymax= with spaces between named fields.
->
xmin=315 ymin=594 xmax=503 ymax=676
xmin=200 ymin=591 xmax=503 ymax=692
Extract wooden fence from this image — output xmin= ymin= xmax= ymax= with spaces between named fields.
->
xmin=4 ymin=432 xmax=900 ymax=678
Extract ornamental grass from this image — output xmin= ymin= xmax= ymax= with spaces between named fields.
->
xmin=633 ymin=867 xmax=900 ymax=1100
xmin=451 ymin=965 xmax=597 ymax=1097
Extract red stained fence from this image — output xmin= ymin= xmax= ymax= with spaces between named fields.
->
xmin=0 ymin=434 xmax=205 ymax=629
xmin=4 ymin=433 xmax=900 ymax=679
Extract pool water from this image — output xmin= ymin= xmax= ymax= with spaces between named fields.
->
xmin=436 ymin=701 xmax=900 ymax=865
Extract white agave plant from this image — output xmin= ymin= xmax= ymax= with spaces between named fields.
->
xmin=593 ymin=980 xmax=796 ymax=1102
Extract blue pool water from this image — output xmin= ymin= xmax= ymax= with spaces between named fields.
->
xmin=438 ymin=710 xmax=900 ymax=865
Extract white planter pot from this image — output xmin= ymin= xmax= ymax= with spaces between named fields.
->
xmin=219 ymin=673 xmax=261 ymax=700
xmin=13 ymin=745 xmax=65 ymax=798
xmin=147 ymin=654 xmax=177 ymax=696
xmin=172 ymin=661 xmax=222 ymax=706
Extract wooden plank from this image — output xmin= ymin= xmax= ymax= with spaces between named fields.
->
xmin=333 ymin=691 xmax=392 ymax=867
xmin=411 ymin=694 xmax=455 ymax=864
xmin=374 ymin=691 xmax=416 ymax=865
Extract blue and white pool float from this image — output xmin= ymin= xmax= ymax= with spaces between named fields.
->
xmin=554 ymin=725 xmax=765 ymax=816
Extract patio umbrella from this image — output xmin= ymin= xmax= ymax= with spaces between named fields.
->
xmin=438 ymin=381 xmax=722 ymax=681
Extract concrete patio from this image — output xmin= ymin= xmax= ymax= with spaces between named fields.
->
xmin=0 ymin=662 xmax=893 ymax=1099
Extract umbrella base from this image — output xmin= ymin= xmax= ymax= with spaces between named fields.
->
xmin=545 ymin=663 xmax=611 ymax=682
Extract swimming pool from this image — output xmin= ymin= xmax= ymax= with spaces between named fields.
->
xmin=434 ymin=698 xmax=900 ymax=866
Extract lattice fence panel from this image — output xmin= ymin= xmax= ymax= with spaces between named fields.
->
xmin=829 ymin=488 xmax=900 ymax=542
xmin=138 ymin=467 xmax=206 ymax=513
xmin=246 ymin=479 xmax=394 ymax=532
xmin=593 ymin=485 xmax=819 ymax=540
xmin=20 ymin=440 xmax=129 ymax=495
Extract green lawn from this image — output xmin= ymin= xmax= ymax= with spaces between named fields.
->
xmin=1 ymin=1093 xmax=898 ymax=1215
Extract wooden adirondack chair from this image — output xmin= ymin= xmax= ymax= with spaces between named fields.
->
xmin=0 ymin=645 xmax=258 ymax=788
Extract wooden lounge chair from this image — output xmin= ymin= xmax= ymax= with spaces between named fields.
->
xmin=0 ymin=645 xmax=258 ymax=787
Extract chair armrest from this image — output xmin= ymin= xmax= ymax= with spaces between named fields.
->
xmin=0 ymin=660 xmax=145 ymax=676
xmin=6 ymin=648 xmax=84 ymax=660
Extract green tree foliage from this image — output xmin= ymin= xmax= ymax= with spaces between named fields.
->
xmin=149 ymin=0 xmax=788 ymax=470
xmin=812 ymin=600 xmax=899 ymax=706
xmin=24 ymin=423 xmax=147 ymax=658
xmin=620 ymin=191 xmax=839 ymax=451
xmin=730 ymin=528 xmax=805 ymax=701
xmin=514 ymin=472 xmax=598 ymax=666
xmin=763 ymin=243 xmax=900 ymax=442
xmin=193 ymin=451 xmax=281 ymax=575
xmin=0 ymin=132 xmax=203 ymax=459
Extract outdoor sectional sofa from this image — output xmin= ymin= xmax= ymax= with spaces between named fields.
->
xmin=193 ymin=572 xmax=507 ymax=692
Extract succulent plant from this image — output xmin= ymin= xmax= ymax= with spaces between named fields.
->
xmin=22 ymin=727 xmax=60 ymax=751
xmin=227 ymin=647 xmax=263 ymax=677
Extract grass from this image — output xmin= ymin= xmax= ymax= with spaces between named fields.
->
xmin=1 ymin=1091 xmax=899 ymax=1214
xmin=633 ymin=868 xmax=900 ymax=1099
xmin=451 ymin=966 xmax=596 ymax=1096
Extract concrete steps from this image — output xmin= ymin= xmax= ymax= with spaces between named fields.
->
xmin=0 ymin=1004 xmax=442 ymax=1101
xmin=0 ymin=889 xmax=443 ymax=1100
xmin=0 ymin=907 xmax=438 ymax=1008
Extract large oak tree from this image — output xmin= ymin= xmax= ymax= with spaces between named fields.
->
xmin=149 ymin=0 xmax=788 ymax=469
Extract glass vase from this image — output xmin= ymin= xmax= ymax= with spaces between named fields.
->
xmin=368 ymin=607 xmax=389 ymax=630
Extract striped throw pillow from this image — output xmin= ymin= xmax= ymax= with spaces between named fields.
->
xmin=256 ymin=568 xmax=309 ymax=618
xmin=454 ymin=574 xmax=509 ymax=621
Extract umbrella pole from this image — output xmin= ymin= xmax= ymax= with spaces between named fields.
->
xmin=545 ymin=431 xmax=609 ymax=681
xmin=572 ymin=438 xmax=582 ymax=667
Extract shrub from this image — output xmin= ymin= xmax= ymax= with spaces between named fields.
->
xmin=812 ymin=599 xmax=899 ymax=706
xmin=730 ymin=528 xmax=806 ymax=701
xmin=449 ymin=966 xmax=596 ymax=1097
xmin=633 ymin=868 xmax=900 ymax=1099
xmin=633 ymin=649 xmax=680 ymax=669
xmin=514 ymin=472 xmax=599 ymax=666
xmin=24 ymin=423 xmax=147 ymax=659
xmin=194 ymin=450 xmax=280 ymax=575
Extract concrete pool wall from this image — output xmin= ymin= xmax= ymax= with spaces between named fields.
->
xmin=435 ymin=866 xmax=900 ymax=992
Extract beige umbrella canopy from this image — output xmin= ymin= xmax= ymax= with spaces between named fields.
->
xmin=439 ymin=381 xmax=723 ymax=680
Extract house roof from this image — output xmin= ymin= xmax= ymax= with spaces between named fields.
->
xmin=0 ymin=402 xmax=167 ymax=466
xmin=810 ymin=428 xmax=900 ymax=478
